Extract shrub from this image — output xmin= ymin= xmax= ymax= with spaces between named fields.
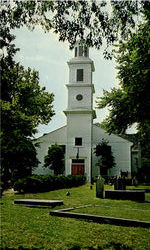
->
xmin=14 ymin=174 xmax=86 ymax=193
xmin=43 ymin=144 xmax=65 ymax=175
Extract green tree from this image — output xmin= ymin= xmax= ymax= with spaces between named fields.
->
xmin=94 ymin=139 xmax=116 ymax=176
xmin=0 ymin=1 xmax=149 ymax=58
xmin=96 ymin=18 xmax=150 ymax=156
xmin=44 ymin=144 xmax=65 ymax=175
xmin=96 ymin=12 xmax=150 ymax=178
xmin=1 ymin=31 xmax=55 ymax=186
xmin=1 ymin=135 xmax=39 ymax=185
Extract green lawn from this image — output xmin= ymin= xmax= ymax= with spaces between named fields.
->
xmin=1 ymin=183 xmax=150 ymax=249
xmin=73 ymin=205 xmax=150 ymax=222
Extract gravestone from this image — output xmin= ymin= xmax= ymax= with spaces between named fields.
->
xmin=96 ymin=176 xmax=104 ymax=198
xmin=105 ymin=190 xmax=145 ymax=201
xmin=132 ymin=176 xmax=138 ymax=186
xmin=14 ymin=199 xmax=64 ymax=207
xmin=114 ymin=177 xmax=126 ymax=190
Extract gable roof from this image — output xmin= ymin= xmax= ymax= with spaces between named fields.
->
xmin=34 ymin=125 xmax=67 ymax=144
xmin=93 ymin=124 xmax=133 ymax=145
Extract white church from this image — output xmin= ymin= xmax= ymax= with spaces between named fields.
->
xmin=34 ymin=42 xmax=133 ymax=182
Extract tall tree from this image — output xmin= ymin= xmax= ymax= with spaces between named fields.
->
xmin=1 ymin=31 xmax=55 ymax=185
xmin=97 ymin=19 xmax=150 ymax=130
xmin=96 ymin=15 xmax=150 ymax=158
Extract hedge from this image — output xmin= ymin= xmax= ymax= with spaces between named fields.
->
xmin=14 ymin=174 xmax=86 ymax=193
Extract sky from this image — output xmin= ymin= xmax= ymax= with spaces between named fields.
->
xmin=12 ymin=26 xmax=136 ymax=138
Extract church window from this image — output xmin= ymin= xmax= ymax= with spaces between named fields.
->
xmin=79 ymin=46 xmax=83 ymax=56
xmin=75 ymin=137 xmax=82 ymax=146
xmin=77 ymin=69 xmax=83 ymax=81
xmin=75 ymin=47 xmax=77 ymax=57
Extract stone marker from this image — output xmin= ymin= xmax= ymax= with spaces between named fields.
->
xmin=96 ymin=176 xmax=104 ymax=198
xmin=14 ymin=199 xmax=63 ymax=207
xmin=105 ymin=190 xmax=145 ymax=201
xmin=50 ymin=209 xmax=150 ymax=228
xmin=132 ymin=176 xmax=138 ymax=186
xmin=114 ymin=177 xmax=126 ymax=190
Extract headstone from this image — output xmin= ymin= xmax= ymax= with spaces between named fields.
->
xmin=105 ymin=190 xmax=145 ymax=202
xmin=96 ymin=176 xmax=104 ymax=198
xmin=132 ymin=176 xmax=138 ymax=186
xmin=114 ymin=178 xmax=118 ymax=190
xmin=114 ymin=177 xmax=126 ymax=190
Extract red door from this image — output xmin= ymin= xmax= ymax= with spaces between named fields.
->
xmin=72 ymin=165 xmax=84 ymax=175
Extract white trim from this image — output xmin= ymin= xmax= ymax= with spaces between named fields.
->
xmin=64 ymin=109 xmax=96 ymax=119
xmin=65 ymin=84 xmax=95 ymax=93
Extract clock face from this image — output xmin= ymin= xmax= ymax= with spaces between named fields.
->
xmin=76 ymin=94 xmax=83 ymax=101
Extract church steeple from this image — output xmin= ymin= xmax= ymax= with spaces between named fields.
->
xmin=64 ymin=43 xmax=96 ymax=182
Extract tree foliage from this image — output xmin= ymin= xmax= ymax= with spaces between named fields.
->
xmin=1 ymin=134 xmax=39 ymax=185
xmin=96 ymin=17 xmax=150 ymax=134
xmin=96 ymin=11 xmax=150 ymax=159
xmin=44 ymin=144 xmax=65 ymax=175
xmin=0 ymin=0 xmax=149 ymax=58
xmin=1 ymin=30 xmax=55 ymax=185
xmin=2 ymin=63 xmax=55 ymax=135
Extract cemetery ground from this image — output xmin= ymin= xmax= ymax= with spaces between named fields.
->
xmin=1 ymin=183 xmax=150 ymax=250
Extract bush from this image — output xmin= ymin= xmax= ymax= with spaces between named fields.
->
xmin=14 ymin=174 xmax=86 ymax=193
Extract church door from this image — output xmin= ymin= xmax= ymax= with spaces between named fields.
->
xmin=72 ymin=159 xmax=85 ymax=175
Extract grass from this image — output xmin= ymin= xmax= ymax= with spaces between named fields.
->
xmin=1 ymin=183 xmax=150 ymax=249
xmin=73 ymin=205 xmax=150 ymax=222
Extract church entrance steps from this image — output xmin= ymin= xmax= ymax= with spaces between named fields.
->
xmin=14 ymin=199 xmax=63 ymax=207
